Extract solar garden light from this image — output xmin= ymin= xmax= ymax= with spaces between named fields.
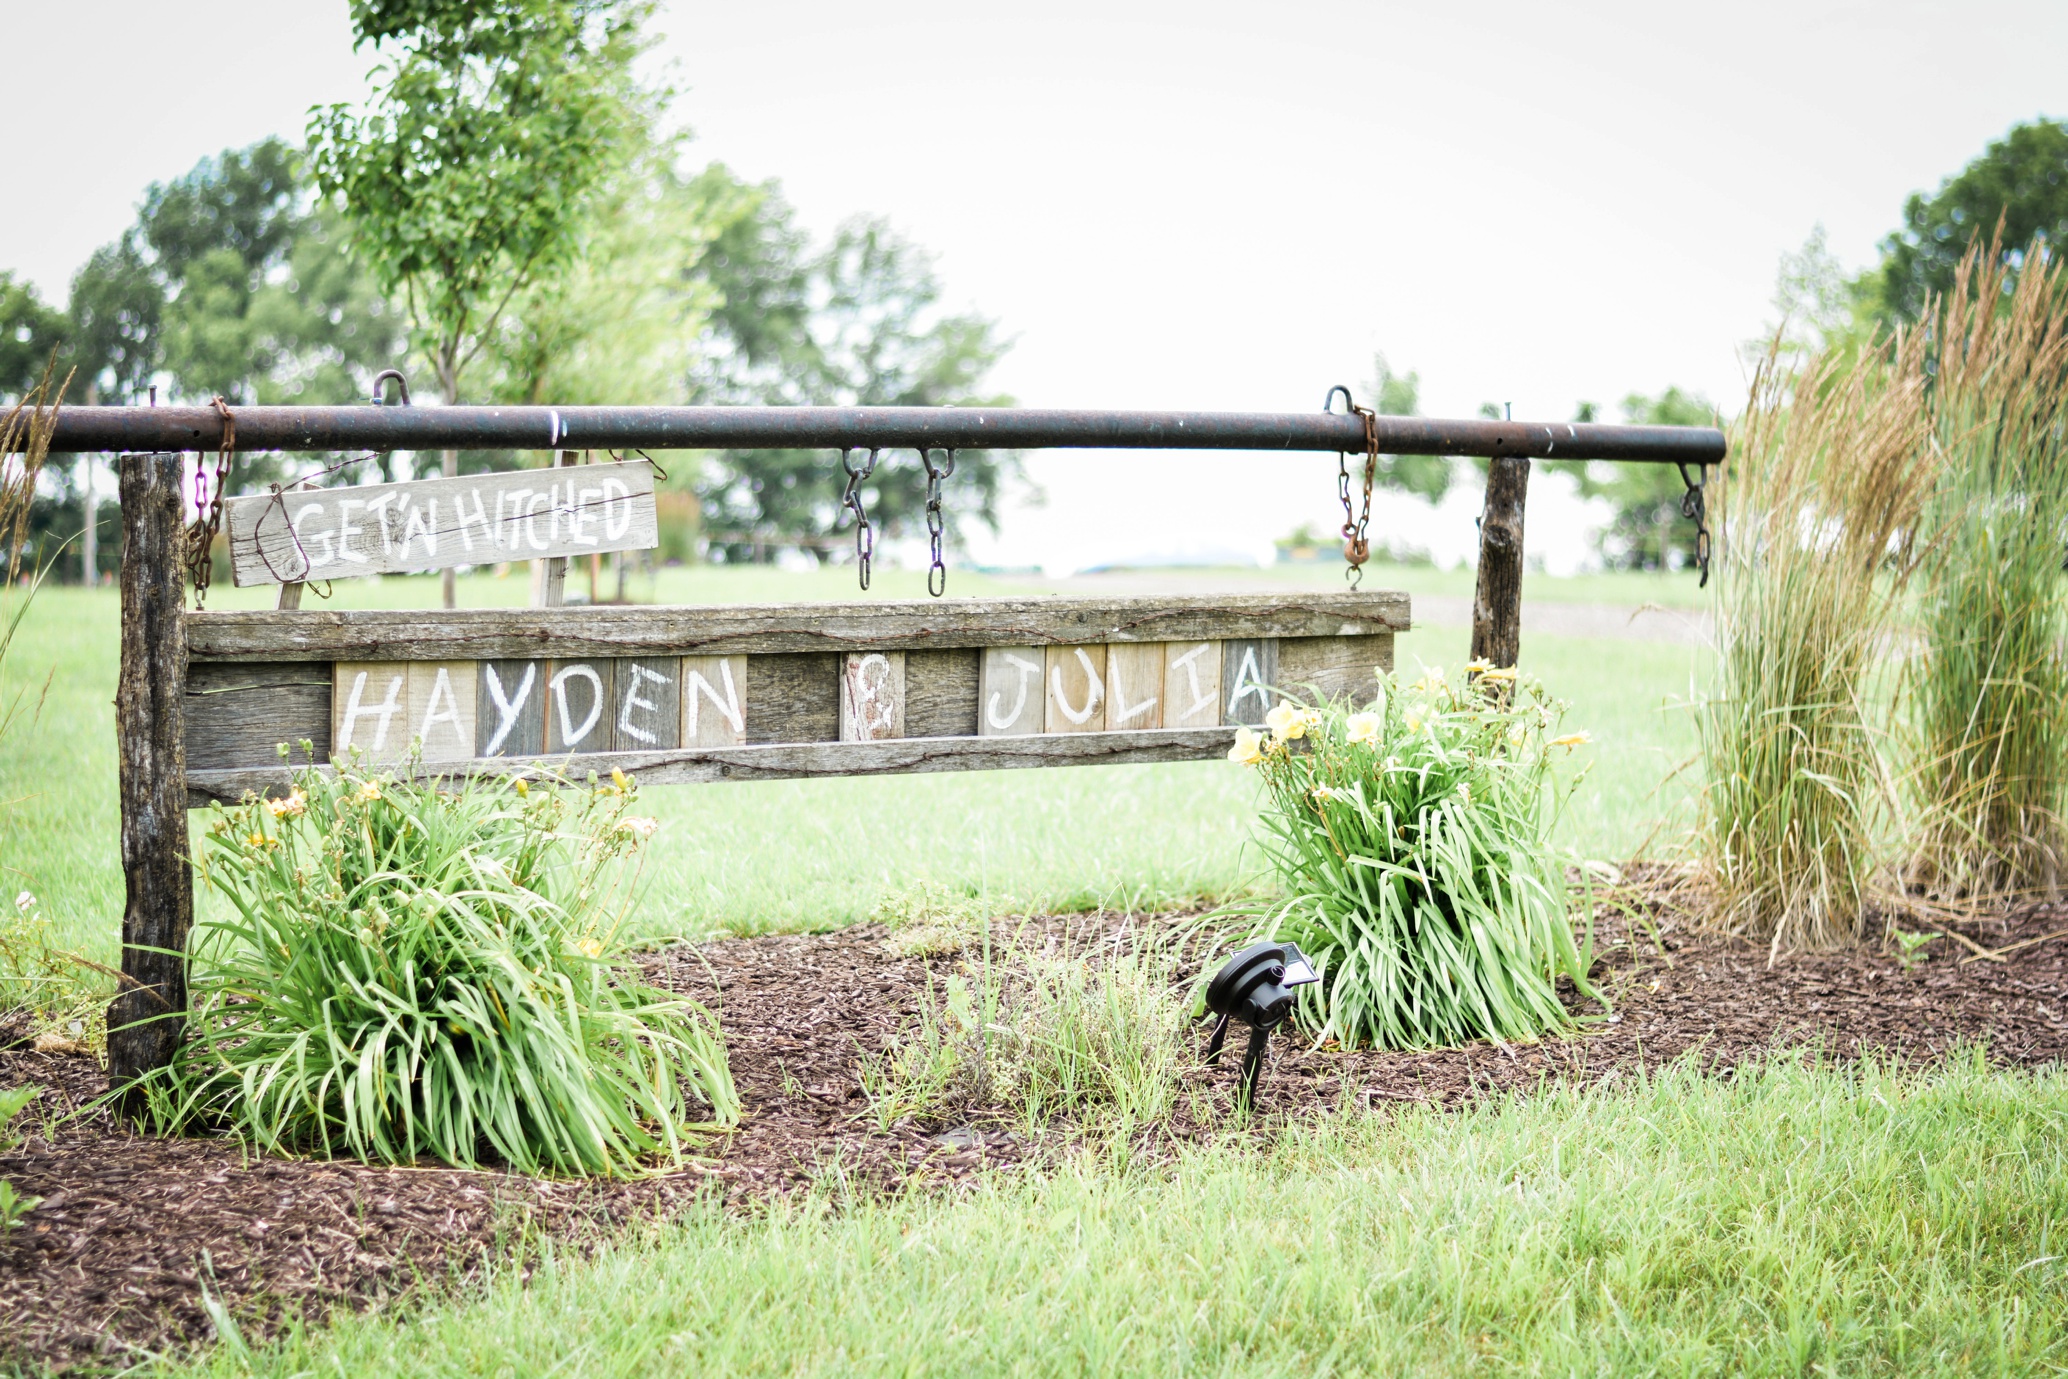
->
xmin=1202 ymin=940 xmax=1319 ymax=1109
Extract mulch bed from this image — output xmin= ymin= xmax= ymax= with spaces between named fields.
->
xmin=3 ymin=903 xmax=2065 ymax=1373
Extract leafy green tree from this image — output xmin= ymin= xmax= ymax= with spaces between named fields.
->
xmin=1362 ymin=354 xmax=1450 ymax=503
xmin=687 ymin=170 xmax=1016 ymax=563
xmin=0 ymin=274 xmax=68 ymax=402
xmin=308 ymin=0 xmax=655 ymax=410
xmin=1547 ymin=388 xmax=1717 ymax=571
xmin=1877 ymin=118 xmax=2068 ymax=323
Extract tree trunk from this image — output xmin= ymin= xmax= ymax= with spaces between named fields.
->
xmin=108 ymin=451 xmax=194 ymax=1112
xmin=1470 ymin=455 xmax=1530 ymax=669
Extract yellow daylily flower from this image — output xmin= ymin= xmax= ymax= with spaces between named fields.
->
xmin=1345 ymin=712 xmax=1382 ymax=745
xmin=1265 ymin=702 xmax=1319 ymax=743
xmin=1463 ymin=657 xmax=1492 ymax=674
xmin=1550 ymin=731 xmax=1593 ymax=748
xmin=576 ymin=937 xmax=604 ymax=960
xmin=356 ymin=782 xmax=382 ymax=803
xmin=1227 ymin=727 xmax=1265 ymax=766
xmin=266 ymin=789 xmax=307 ymax=820
xmin=512 ymin=777 xmax=530 ymax=798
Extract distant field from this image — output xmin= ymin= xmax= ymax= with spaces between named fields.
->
xmin=0 ymin=563 xmax=1707 ymax=974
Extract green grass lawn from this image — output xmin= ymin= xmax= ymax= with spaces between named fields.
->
xmin=165 ymin=1052 xmax=2068 ymax=1378
xmin=0 ymin=566 xmax=1707 ymax=970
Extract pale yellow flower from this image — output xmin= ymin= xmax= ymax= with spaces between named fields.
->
xmin=1463 ymin=657 xmax=1492 ymax=675
xmin=1227 ymin=726 xmax=1265 ymax=766
xmin=576 ymin=936 xmax=604 ymax=960
xmin=1265 ymin=702 xmax=1316 ymax=743
xmin=512 ymin=777 xmax=530 ymax=798
xmin=356 ymin=782 xmax=381 ymax=803
xmin=621 ymin=815 xmax=660 ymax=840
xmin=611 ymin=766 xmax=630 ymax=792
xmin=266 ymin=789 xmax=307 ymax=820
xmin=245 ymin=831 xmax=276 ymax=851
xmin=1550 ymin=731 xmax=1593 ymax=748
xmin=1478 ymin=666 xmax=1518 ymax=683
xmin=1508 ymin=725 xmax=1527 ymax=746
xmin=1345 ymin=712 xmax=1383 ymax=745
xmin=1403 ymin=708 xmax=1427 ymax=733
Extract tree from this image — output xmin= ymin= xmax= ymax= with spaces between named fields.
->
xmin=0 ymin=274 xmax=68 ymax=403
xmin=686 ymin=170 xmax=1017 ymax=563
xmin=1878 ymin=118 xmax=2068 ymax=323
xmin=1547 ymin=388 xmax=1717 ymax=571
xmin=1362 ymin=354 xmax=1451 ymax=504
xmin=308 ymin=0 xmax=655 ymax=409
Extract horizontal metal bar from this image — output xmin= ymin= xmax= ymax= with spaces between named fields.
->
xmin=20 ymin=404 xmax=1726 ymax=464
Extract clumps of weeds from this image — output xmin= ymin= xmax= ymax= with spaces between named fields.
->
xmin=870 ymin=881 xmax=1008 ymax=958
xmin=0 ymin=890 xmax=106 ymax=1057
xmin=858 ymin=924 xmax=1200 ymax=1133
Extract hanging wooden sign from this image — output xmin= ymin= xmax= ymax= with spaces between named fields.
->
xmin=180 ymin=592 xmax=1409 ymax=802
xmin=220 ymin=459 xmax=659 ymax=586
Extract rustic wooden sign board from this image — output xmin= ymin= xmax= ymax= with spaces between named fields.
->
xmin=182 ymin=592 xmax=1409 ymax=803
xmin=221 ymin=459 xmax=658 ymax=586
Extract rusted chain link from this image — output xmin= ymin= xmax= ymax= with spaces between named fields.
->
xmin=922 ymin=446 xmax=957 ymax=597
xmin=1678 ymin=460 xmax=1711 ymax=588
xmin=183 ymin=397 xmax=237 ymax=605
xmin=841 ymin=447 xmax=879 ymax=590
xmin=1325 ymin=386 xmax=1378 ymax=588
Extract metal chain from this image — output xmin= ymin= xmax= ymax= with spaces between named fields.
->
xmin=841 ymin=447 xmax=879 ymax=590
xmin=1678 ymin=461 xmax=1711 ymax=588
xmin=922 ymin=446 xmax=958 ymax=597
xmin=184 ymin=396 xmax=237 ymax=605
xmin=1324 ymin=386 xmax=1378 ymax=588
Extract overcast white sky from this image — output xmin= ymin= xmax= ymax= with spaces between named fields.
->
xmin=7 ymin=1 xmax=2065 ymax=572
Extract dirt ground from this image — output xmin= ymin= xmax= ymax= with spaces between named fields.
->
xmin=3 ymin=902 xmax=2065 ymax=1373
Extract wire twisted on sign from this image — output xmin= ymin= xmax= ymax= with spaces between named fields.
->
xmin=1324 ymin=385 xmax=1379 ymax=588
xmin=841 ymin=447 xmax=879 ymax=590
xmin=921 ymin=446 xmax=958 ymax=597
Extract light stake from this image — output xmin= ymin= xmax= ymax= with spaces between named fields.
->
xmin=1202 ymin=940 xmax=1319 ymax=1110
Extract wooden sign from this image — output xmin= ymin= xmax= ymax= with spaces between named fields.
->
xmin=221 ymin=459 xmax=659 ymax=586
xmin=180 ymin=592 xmax=1410 ymax=801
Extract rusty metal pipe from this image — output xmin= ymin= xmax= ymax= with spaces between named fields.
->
xmin=17 ymin=404 xmax=1725 ymax=464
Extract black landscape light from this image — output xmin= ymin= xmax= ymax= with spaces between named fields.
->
xmin=1202 ymin=940 xmax=1320 ymax=1109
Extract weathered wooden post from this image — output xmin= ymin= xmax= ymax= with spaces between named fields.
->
xmin=1469 ymin=452 xmax=1529 ymax=668
xmin=108 ymin=451 xmax=193 ymax=1108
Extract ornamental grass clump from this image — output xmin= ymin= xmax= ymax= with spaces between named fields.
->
xmin=1235 ymin=670 xmax=1603 ymax=1049
xmin=138 ymin=755 xmax=737 ymax=1176
xmin=1906 ymin=239 xmax=2068 ymax=900
xmin=1701 ymin=332 xmax=1934 ymax=950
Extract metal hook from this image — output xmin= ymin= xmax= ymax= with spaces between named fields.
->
xmin=1323 ymin=385 xmax=1355 ymax=415
xmin=370 ymin=369 xmax=412 ymax=407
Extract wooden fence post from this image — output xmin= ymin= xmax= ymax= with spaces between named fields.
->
xmin=108 ymin=451 xmax=193 ymax=1108
xmin=1469 ymin=453 xmax=1529 ymax=669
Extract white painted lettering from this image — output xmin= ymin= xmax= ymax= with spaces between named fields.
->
xmin=685 ymin=660 xmax=744 ymax=737
xmin=482 ymin=663 xmax=536 ymax=755
xmin=454 ymin=488 xmax=493 ymax=552
xmin=290 ymin=503 xmax=334 ymax=569
xmin=1050 ymin=647 xmax=1105 ymax=725
xmin=338 ymin=670 xmax=404 ymax=752
xmin=1170 ymin=643 xmax=1217 ymax=719
xmin=602 ymin=477 xmax=632 ymax=540
xmin=986 ymin=652 xmax=1043 ymax=730
xmin=1109 ymin=653 xmax=1158 ymax=725
xmin=418 ymin=666 xmax=464 ymax=747
xmin=1228 ymin=645 xmax=1270 ymax=718
xmin=571 ymin=485 xmax=602 ymax=546
xmin=617 ymin=663 xmax=674 ymax=745
xmin=550 ymin=663 xmax=605 ymax=747
xmin=334 ymin=499 xmax=369 ymax=563
xmin=400 ymin=498 xmax=438 ymax=562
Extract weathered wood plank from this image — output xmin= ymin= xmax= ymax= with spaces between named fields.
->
xmin=1221 ymin=638 xmax=1278 ymax=725
xmin=111 ymin=452 xmax=194 ymax=1101
xmin=905 ymin=648 xmax=979 ymax=738
xmin=616 ymin=656 xmax=685 ymax=751
xmin=188 ymin=726 xmax=1247 ymax=802
xmin=224 ymin=459 xmax=658 ymax=586
xmin=332 ymin=663 xmax=410 ymax=761
xmin=1104 ymin=641 xmax=1164 ymax=730
xmin=678 ymin=655 xmax=745 ymax=747
xmin=1471 ymin=455 xmax=1528 ymax=669
xmin=1278 ymin=633 xmax=1392 ymax=704
xmin=185 ymin=662 xmax=330 ymax=770
xmin=477 ymin=660 xmax=546 ymax=757
xmin=746 ymin=653 xmax=838 ymax=744
xmin=187 ymin=591 xmax=1412 ymax=662
xmin=1044 ymin=644 xmax=1106 ymax=733
xmin=546 ymin=659 xmax=617 ymax=754
xmin=839 ymin=652 xmax=905 ymax=741
xmin=1163 ymin=641 xmax=1223 ymax=729
xmin=978 ymin=645 xmax=1046 ymax=736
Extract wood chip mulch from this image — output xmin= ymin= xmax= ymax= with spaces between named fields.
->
xmin=2 ymin=903 xmax=2064 ymax=1373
